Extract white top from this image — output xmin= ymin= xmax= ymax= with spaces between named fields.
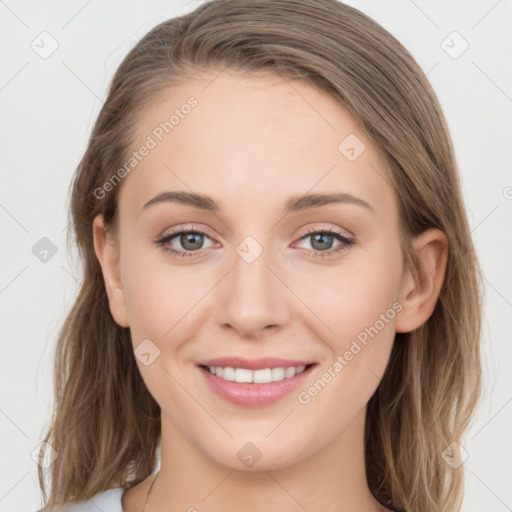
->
xmin=50 ymin=488 xmax=126 ymax=511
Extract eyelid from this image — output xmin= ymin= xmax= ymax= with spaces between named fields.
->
xmin=297 ymin=223 xmax=354 ymax=240
xmin=154 ymin=223 xmax=355 ymax=259
xmin=158 ymin=224 xmax=216 ymax=241
xmin=157 ymin=223 xmax=353 ymax=244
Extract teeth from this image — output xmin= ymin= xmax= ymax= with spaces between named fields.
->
xmin=206 ymin=364 xmax=308 ymax=383
xmin=222 ymin=367 xmax=234 ymax=381
xmin=271 ymin=367 xmax=285 ymax=381
xmin=284 ymin=366 xmax=296 ymax=378
xmin=235 ymin=368 xmax=253 ymax=383
xmin=253 ymin=368 xmax=272 ymax=383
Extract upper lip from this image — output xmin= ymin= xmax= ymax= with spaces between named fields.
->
xmin=197 ymin=357 xmax=316 ymax=370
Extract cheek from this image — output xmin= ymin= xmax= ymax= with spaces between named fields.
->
xmin=119 ymin=247 xmax=206 ymax=410
xmin=298 ymin=247 xmax=402 ymax=400
xmin=333 ymin=271 xmax=399 ymax=347
xmin=307 ymin=251 xmax=401 ymax=345
xmin=121 ymin=240 xmax=207 ymax=339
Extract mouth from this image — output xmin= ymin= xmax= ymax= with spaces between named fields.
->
xmin=198 ymin=363 xmax=316 ymax=384
xmin=196 ymin=358 xmax=318 ymax=407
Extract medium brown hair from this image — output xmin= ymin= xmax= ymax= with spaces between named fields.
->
xmin=38 ymin=1 xmax=482 ymax=510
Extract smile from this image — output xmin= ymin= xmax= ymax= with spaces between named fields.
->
xmin=202 ymin=364 xmax=311 ymax=383
xmin=197 ymin=361 xmax=318 ymax=407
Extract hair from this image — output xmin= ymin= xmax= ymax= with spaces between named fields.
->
xmin=38 ymin=1 xmax=482 ymax=511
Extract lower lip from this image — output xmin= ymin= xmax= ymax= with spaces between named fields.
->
xmin=198 ymin=364 xmax=316 ymax=407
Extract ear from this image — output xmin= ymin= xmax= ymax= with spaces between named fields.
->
xmin=92 ymin=214 xmax=130 ymax=327
xmin=395 ymin=228 xmax=448 ymax=333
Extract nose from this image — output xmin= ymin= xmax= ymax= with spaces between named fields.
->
xmin=214 ymin=238 xmax=291 ymax=339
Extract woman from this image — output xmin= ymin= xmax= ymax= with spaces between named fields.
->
xmin=37 ymin=1 xmax=482 ymax=511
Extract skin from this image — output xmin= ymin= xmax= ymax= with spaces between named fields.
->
xmin=93 ymin=69 xmax=448 ymax=512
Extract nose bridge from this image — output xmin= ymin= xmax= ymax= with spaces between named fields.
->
xmin=215 ymin=233 xmax=290 ymax=336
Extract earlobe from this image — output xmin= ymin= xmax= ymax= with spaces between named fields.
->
xmin=395 ymin=228 xmax=448 ymax=333
xmin=92 ymin=214 xmax=130 ymax=327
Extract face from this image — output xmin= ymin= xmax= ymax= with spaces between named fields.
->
xmin=96 ymin=69 xmax=410 ymax=471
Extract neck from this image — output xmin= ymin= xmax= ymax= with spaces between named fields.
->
xmin=145 ymin=407 xmax=387 ymax=512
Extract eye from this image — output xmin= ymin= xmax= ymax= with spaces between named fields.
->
xmin=294 ymin=227 xmax=354 ymax=258
xmin=154 ymin=226 xmax=215 ymax=258
xmin=154 ymin=225 xmax=354 ymax=259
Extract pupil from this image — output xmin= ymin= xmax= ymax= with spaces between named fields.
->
xmin=311 ymin=233 xmax=332 ymax=250
xmin=181 ymin=233 xmax=203 ymax=251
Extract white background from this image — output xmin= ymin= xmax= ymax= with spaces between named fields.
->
xmin=0 ymin=0 xmax=511 ymax=510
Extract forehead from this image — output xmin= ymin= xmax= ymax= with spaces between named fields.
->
xmin=118 ymin=69 xmax=395 ymax=220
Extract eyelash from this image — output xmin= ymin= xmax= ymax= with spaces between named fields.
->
xmin=154 ymin=226 xmax=354 ymax=260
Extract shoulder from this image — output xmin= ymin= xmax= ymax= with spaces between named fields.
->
xmin=37 ymin=488 xmax=126 ymax=512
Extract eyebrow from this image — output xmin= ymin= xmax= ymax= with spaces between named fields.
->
xmin=141 ymin=190 xmax=375 ymax=214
